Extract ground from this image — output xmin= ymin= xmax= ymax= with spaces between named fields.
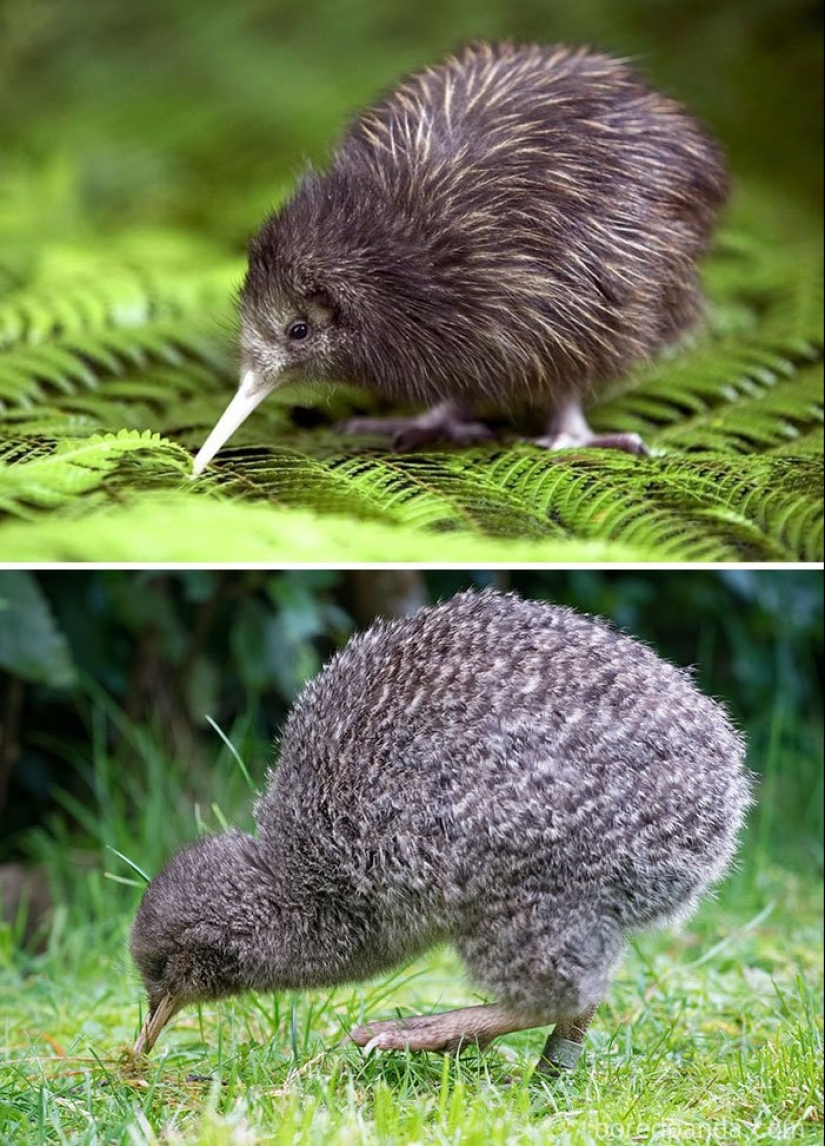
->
xmin=0 ymin=853 xmax=821 ymax=1144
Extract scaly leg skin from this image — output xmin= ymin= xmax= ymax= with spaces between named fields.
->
xmin=339 ymin=401 xmax=495 ymax=451
xmin=351 ymin=1002 xmax=547 ymax=1055
xmin=535 ymin=1002 xmax=600 ymax=1077
xmin=532 ymin=398 xmax=650 ymax=457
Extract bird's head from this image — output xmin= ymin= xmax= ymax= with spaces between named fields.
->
xmin=190 ymin=164 xmax=452 ymax=475
xmin=130 ymin=832 xmax=268 ymax=1053
xmin=191 ymin=172 xmax=369 ymax=477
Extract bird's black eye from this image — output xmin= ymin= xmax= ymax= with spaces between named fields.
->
xmin=287 ymin=320 xmax=309 ymax=341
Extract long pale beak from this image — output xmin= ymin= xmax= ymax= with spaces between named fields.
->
xmin=134 ymin=992 xmax=182 ymax=1054
xmin=191 ymin=370 xmax=276 ymax=477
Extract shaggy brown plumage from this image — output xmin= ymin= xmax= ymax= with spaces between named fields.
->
xmin=192 ymin=43 xmax=728 ymax=472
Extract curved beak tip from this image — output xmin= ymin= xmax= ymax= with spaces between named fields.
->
xmin=134 ymin=992 xmax=180 ymax=1055
xmin=191 ymin=370 xmax=273 ymax=478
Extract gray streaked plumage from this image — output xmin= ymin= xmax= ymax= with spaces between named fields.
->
xmin=192 ymin=43 xmax=729 ymax=472
xmin=131 ymin=590 xmax=751 ymax=1071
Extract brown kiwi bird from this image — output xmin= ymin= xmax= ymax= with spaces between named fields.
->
xmin=191 ymin=42 xmax=729 ymax=474
xmin=130 ymin=590 xmax=751 ymax=1075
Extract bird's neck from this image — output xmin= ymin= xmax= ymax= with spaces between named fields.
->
xmin=233 ymin=833 xmax=379 ymax=994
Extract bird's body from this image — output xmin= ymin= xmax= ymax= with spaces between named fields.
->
xmin=192 ymin=43 xmax=729 ymax=473
xmin=131 ymin=590 xmax=751 ymax=1072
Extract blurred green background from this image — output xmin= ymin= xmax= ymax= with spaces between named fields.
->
xmin=0 ymin=569 xmax=822 ymax=936
xmin=2 ymin=0 xmax=821 ymax=244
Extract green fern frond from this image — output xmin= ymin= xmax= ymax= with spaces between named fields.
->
xmin=1 ymin=430 xmax=819 ymax=561
xmin=0 ymin=492 xmax=662 ymax=564
xmin=0 ymin=261 xmax=237 ymax=347
xmin=596 ymin=341 xmax=822 ymax=444
xmin=0 ymin=431 xmax=187 ymax=516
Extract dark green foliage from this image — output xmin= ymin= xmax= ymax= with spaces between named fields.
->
xmin=1 ymin=569 xmax=821 ymax=868
xmin=0 ymin=1 xmax=821 ymax=560
xmin=0 ymin=571 xmax=76 ymax=687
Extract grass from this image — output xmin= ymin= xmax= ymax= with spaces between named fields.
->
xmin=0 ymin=704 xmax=822 ymax=1145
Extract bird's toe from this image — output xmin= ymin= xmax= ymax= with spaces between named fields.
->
xmin=530 ymin=430 xmax=651 ymax=457
xmin=351 ymin=1020 xmax=413 ymax=1053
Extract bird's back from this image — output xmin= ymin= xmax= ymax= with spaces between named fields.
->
xmin=343 ymin=43 xmax=726 ymax=234
xmin=332 ymin=43 xmax=728 ymax=398
xmin=256 ymin=591 xmax=749 ymax=934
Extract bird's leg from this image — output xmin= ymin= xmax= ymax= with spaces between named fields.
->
xmin=339 ymin=401 xmax=494 ymax=451
xmin=531 ymin=397 xmax=649 ymax=456
xmin=535 ymin=1001 xmax=600 ymax=1076
xmin=351 ymin=1002 xmax=546 ymax=1055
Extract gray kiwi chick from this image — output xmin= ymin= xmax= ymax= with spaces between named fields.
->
xmin=192 ymin=41 xmax=728 ymax=474
xmin=131 ymin=589 xmax=751 ymax=1074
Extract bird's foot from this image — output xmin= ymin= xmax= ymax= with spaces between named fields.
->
xmin=530 ymin=429 xmax=650 ymax=456
xmin=338 ymin=402 xmax=494 ymax=451
xmin=351 ymin=1014 xmax=490 ymax=1055
xmin=531 ymin=397 xmax=650 ymax=457
xmin=351 ymin=1002 xmax=542 ymax=1056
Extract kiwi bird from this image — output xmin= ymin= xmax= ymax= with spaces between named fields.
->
xmin=131 ymin=590 xmax=750 ymax=1074
xmin=191 ymin=42 xmax=728 ymax=474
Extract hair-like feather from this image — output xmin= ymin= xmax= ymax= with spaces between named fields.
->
xmin=242 ymin=42 xmax=728 ymax=407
